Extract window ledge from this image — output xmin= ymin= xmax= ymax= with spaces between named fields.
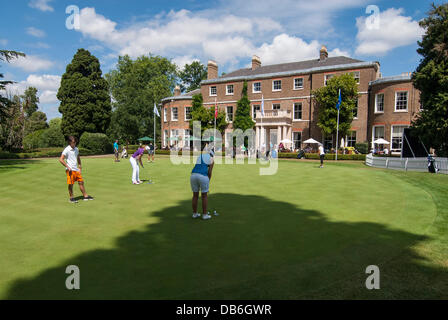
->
xmin=293 ymin=119 xmax=309 ymax=122
xmin=293 ymin=88 xmax=304 ymax=91
xmin=394 ymin=110 xmax=408 ymax=113
xmin=374 ymin=111 xmax=384 ymax=114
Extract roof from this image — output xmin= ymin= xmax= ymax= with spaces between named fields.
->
xmin=369 ymin=74 xmax=412 ymax=86
xmin=161 ymin=88 xmax=201 ymax=102
xmin=222 ymin=56 xmax=363 ymax=78
xmin=202 ymin=56 xmax=379 ymax=85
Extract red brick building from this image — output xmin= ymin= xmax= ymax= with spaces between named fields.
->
xmin=161 ymin=46 xmax=420 ymax=154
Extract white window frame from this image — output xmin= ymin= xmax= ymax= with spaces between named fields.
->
xmin=184 ymin=129 xmax=191 ymax=148
xmin=272 ymin=103 xmax=281 ymax=110
xmin=252 ymin=105 xmax=260 ymax=119
xmin=293 ymin=77 xmax=304 ymax=90
xmin=184 ymin=106 xmax=192 ymax=121
xmin=164 ymin=130 xmax=169 ymax=147
xmin=375 ymin=93 xmax=384 ymax=113
xmin=353 ymin=98 xmax=358 ymax=119
xmin=226 ymin=106 xmax=233 ymax=123
xmin=293 ymin=102 xmax=302 ymax=120
xmin=349 ymin=71 xmax=360 ymax=84
xmin=171 ymin=107 xmax=178 ymax=121
xmin=372 ymin=125 xmax=385 ymax=150
xmin=346 ymin=131 xmax=357 ymax=147
xmin=293 ymin=132 xmax=302 ymax=150
xmin=391 ymin=125 xmax=408 ymax=152
xmin=163 ymin=107 xmax=167 ymax=122
xmin=272 ymin=80 xmax=282 ymax=92
xmin=209 ymin=86 xmax=217 ymax=96
xmin=324 ymin=74 xmax=335 ymax=86
xmin=253 ymin=82 xmax=261 ymax=93
xmin=226 ymin=84 xmax=234 ymax=95
xmin=394 ymin=91 xmax=408 ymax=112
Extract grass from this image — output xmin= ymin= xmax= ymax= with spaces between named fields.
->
xmin=0 ymin=155 xmax=447 ymax=299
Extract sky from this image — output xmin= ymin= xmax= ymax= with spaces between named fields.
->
xmin=0 ymin=0 xmax=443 ymax=119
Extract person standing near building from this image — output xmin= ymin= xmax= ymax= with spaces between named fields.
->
xmin=146 ymin=143 xmax=155 ymax=162
xmin=113 ymin=140 xmax=119 ymax=162
xmin=130 ymin=145 xmax=145 ymax=184
xmin=319 ymin=143 xmax=325 ymax=168
xmin=59 ymin=136 xmax=94 ymax=203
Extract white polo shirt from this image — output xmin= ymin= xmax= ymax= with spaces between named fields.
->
xmin=319 ymin=145 xmax=325 ymax=155
xmin=62 ymin=146 xmax=79 ymax=171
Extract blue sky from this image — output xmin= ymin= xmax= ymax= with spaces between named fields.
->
xmin=0 ymin=0 xmax=442 ymax=119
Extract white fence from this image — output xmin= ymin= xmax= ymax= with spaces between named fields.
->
xmin=365 ymin=154 xmax=448 ymax=174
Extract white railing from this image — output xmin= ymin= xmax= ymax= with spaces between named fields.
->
xmin=365 ymin=154 xmax=448 ymax=174
xmin=256 ymin=110 xmax=291 ymax=118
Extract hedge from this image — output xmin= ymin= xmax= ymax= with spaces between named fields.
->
xmin=355 ymin=142 xmax=369 ymax=154
xmin=79 ymin=132 xmax=112 ymax=155
xmin=278 ymin=152 xmax=366 ymax=161
xmin=0 ymin=147 xmax=95 ymax=159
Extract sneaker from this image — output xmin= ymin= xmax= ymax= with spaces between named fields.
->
xmin=192 ymin=213 xmax=201 ymax=219
xmin=83 ymin=195 xmax=94 ymax=201
xmin=70 ymin=198 xmax=78 ymax=204
xmin=202 ymin=213 xmax=212 ymax=220
xmin=138 ymin=180 xmax=143 ymax=184
xmin=213 ymin=211 xmax=219 ymax=216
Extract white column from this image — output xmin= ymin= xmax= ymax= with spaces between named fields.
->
xmin=256 ymin=126 xmax=260 ymax=150
xmin=277 ymin=126 xmax=282 ymax=147
xmin=287 ymin=126 xmax=292 ymax=149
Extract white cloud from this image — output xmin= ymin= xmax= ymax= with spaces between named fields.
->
xmin=26 ymin=27 xmax=46 ymax=38
xmin=6 ymin=74 xmax=61 ymax=105
xmin=10 ymin=55 xmax=54 ymax=72
xmin=172 ymin=56 xmax=200 ymax=69
xmin=28 ymin=0 xmax=54 ymax=12
xmin=355 ymin=8 xmax=425 ymax=56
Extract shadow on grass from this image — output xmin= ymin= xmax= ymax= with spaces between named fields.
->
xmin=5 ymin=193 xmax=447 ymax=299
xmin=0 ymin=159 xmax=42 ymax=172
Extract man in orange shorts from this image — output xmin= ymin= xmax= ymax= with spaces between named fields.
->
xmin=59 ymin=136 xmax=94 ymax=204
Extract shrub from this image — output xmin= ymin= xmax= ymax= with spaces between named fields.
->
xmin=79 ymin=132 xmax=112 ymax=154
xmin=23 ymin=129 xmax=46 ymax=150
xmin=355 ymin=142 xmax=369 ymax=154
xmin=41 ymin=118 xmax=66 ymax=148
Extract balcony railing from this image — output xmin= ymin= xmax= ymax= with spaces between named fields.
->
xmin=256 ymin=110 xmax=291 ymax=118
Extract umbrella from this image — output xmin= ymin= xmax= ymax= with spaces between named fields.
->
xmin=373 ymin=138 xmax=390 ymax=144
xmin=280 ymin=139 xmax=293 ymax=144
xmin=186 ymin=136 xmax=202 ymax=141
xmin=138 ymin=136 xmax=153 ymax=141
xmin=202 ymin=136 xmax=222 ymax=142
xmin=303 ymin=138 xmax=321 ymax=144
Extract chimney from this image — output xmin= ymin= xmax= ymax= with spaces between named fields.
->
xmin=252 ymin=55 xmax=261 ymax=70
xmin=319 ymin=45 xmax=328 ymax=61
xmin=174 ymin=85 xmax=181 ymax=96
xmin=207 ymin=60 xmax=218 ymax=79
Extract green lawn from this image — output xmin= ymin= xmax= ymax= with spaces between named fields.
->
xmin=0 ymin=156 xmax=447 ymax=299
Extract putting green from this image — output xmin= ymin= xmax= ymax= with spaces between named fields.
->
xmin=0 ymin=156 xmax=445 ymax=299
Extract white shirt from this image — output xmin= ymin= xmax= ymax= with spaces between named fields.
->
xmin=319 ymin=145 xmax=325 ymax=155
xmin=62 ymin=146 xmax=79 ymax=171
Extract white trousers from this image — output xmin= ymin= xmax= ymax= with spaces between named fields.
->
xmin=130 ymin=157 xmax=140 ymax=183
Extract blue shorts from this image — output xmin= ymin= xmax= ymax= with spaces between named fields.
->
xmin=190 ymin=173 xmax=210 ymax=193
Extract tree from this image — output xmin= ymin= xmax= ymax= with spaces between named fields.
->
xmin=26 ymin=111 xmax=48 ymax=135
xmin=0 ymin=50 xmax=25 ymax=123
xmin=313 ymin=73 xmax=358 ymax=143
xmin=411 ymin=3 xmax=448 ymax=156
xmin=106 ymin=54 xmax=177 ymax=142
xmin=57 ymin=49 xmax=111 ymax=138
xmin=22 ymin=87 xmax=39 ymax=118
xmin=41 ymin=118 xmax=66 ymax=147
xmin=0 ymin=93 xmax=25 ymax=150
xmin=189 ymin=93 xmax=227 ymax=135
xmin=178 ymin=61 xmax=207 ymax=93
xmin=233 ymin=81 xmax=255 ymax=132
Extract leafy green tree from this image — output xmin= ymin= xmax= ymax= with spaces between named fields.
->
xmin=22 ymin=87 xmax=39 ymax=118
xmin=411 ymin=3 xmax=448 ymax=156
xmin=57 ymin=49 xmax=111 ymax=138
xmin=0 ymin=50 xmax=25 ymax=123
xmin=106 ymin=54 xmax=177 ymax=142
xmin=233 ymin=81 xmax=255 ymax=132
xmin=178 ymin=61 xmax=207 ymax=92
xmin=189 ymin=93 xmax=227 ymax=135
xmin=41 ymin=118 xmax=65 ymax=147
xmin=313 ymin=73 xmax=358 ymax=143
xmin=26 ymin=111 xmax=48 ymax=135
xmin=0 ymin=93 xmax=25 ymax=150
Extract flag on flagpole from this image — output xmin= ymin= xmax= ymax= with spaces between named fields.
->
xmin=261 ymin=95 xmax=265 ymax=116
xmin=153 ymin=103 xmax=160 ymax=117
xmin=336 ymin=89 xmax=342 ymax=110
xmin=214 ymin=98 xmax=218 ymax=119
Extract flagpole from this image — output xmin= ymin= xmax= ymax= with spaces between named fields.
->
xmin=335 ymin=89 xmax=341 ymax=161
xmin=214 ymin=98 xmax=217 ymax=152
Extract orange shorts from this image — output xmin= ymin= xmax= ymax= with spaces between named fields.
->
xmin=66 ymin=170 xmax=83 ymax=185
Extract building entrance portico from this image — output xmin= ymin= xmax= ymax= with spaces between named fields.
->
xmin=255 ymin=110 xmax=292 ymax=151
